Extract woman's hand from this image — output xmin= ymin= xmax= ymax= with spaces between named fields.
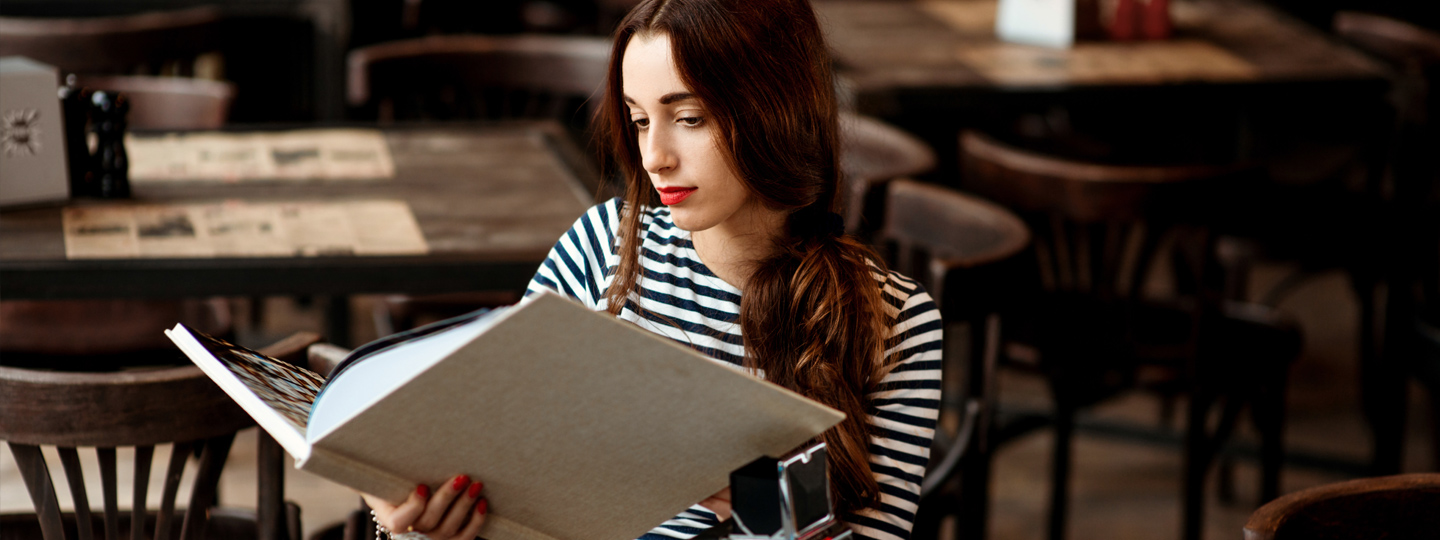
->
xmin=698 ymin=487 xmax=731 ymax=521
xmin=363 ymin=475 xmax=488 ymax=540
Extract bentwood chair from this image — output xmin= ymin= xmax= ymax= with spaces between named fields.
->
xmin=0 ymin=7 xmax=224 ymax=77
xmin=876 ymin=179 xmax=1030 ymax=540
xmin=345 ymin=33 xmax=609 ymax=335
xmin=1243 ymin=473 xmax=1440 ymax=540
xmin=0 ymin=332 xmax=321 ymax=540
xmin=1332 ymin=11 xmax=1440 ymax=474
xmin=71 ymin=75 xmax=236 ymax=131
xmin=345 ymin=34 xmax=610 ymax=130
xmin=959 ymin=130 xmax=1302 ymax=540
xmin=839 ymin=113 xmax=937 ymax=239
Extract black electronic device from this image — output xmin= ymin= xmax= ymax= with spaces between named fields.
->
xmin=694 ymin=442 xmax=853 ymax=540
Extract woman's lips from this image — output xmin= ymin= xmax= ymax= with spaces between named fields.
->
xmin=657 ymin=187 xmax=697 ymax=205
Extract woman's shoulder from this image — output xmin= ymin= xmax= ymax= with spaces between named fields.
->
xmin=865 ymin=259 xmax=929 ymax=308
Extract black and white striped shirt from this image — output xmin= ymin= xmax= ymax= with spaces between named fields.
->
xmin=525 ymin=198 xmax=943 ymax=540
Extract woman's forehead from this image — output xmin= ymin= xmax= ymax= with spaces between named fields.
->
xmin=621 ymin=33 xmax=693 ymax=103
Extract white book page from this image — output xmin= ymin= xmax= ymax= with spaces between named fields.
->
xmin=307 ymin=309 xmax=508 ymax=443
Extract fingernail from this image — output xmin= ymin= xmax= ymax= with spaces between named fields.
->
xmin=416 ymin=484 xmax=429 ymax=498
xmin=452 ymin=475 xmax=470 ymax=490
xmin=466 ymin=482 xmax=482 ymax=498
xmin=475 ymin=497 xmax=488 ymax=515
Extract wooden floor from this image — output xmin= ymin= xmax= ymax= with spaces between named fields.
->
xmin=2 ymin=263 xmax=1434 ymax=540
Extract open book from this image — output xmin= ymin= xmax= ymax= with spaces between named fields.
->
xmin=165 ymin=291 xmax=844 ymax=540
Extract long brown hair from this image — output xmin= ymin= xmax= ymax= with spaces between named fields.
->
xmin=598 ymin=0 xmax=894 ymax=512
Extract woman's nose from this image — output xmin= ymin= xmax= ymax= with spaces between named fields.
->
xmin=641 ymin=129 xmax=677 ymax=174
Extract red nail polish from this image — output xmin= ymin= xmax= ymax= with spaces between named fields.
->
xmin=416 ymin=484 xmax=429 ymax=498
xmin=475 ymin=498 xmax=488 ymax=515
xmin=452 ymin=475 xmax=470 ymax=491
xmin=467 ymin=482 xmax=482 ymax=498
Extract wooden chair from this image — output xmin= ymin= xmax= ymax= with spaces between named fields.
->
xmin=959 ymin=130 xmax=1302 ymax=540
xmin=346 ymin=33 xmax=609 ymax=335
xmin=876 ymin=179 xmax=1030 ymax=540
xmin=0 ymin=7 xmax=224 ymax=76
xmin=1243 ymin=473 xmax=1440 ymax=540
xmin=71 ymin=75 xmax=236 ymax=131
xmin=839 ymin=113 xmax=937 ymax=238
xmin=0 ymin=332 xmax=321 ymax=540
xmin=1333 ymin=11 xmax=1440 ymax=476
xmin=346 ymin=34 xmax=610 ymax=129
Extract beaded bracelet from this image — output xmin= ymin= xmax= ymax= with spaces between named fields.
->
xmin=371 ymin=511 xmax=433 ymax=540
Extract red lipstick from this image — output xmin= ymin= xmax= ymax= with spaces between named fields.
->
xmin=657 ymin=186 xmax=697 ymax=206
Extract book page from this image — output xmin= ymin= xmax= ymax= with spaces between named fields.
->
xmin=308 ymin=308 xmax=507 ymax=442
xmin=166 ymin=325 xmax=322 ymax=459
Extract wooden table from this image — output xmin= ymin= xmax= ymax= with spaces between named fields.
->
xmin=0 ymin=121 xmax=599 ymax=303
xmin=818 ymin=0 xmax=1394 ymax=170
xmin=819 ymin=0 xmax=1388 ymax=107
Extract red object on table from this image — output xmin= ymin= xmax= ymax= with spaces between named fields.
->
xmin=1142 ymin=0 xmax=1174 ymax=40
xmin=1110 ymin=0 xmax=1140 ymax=41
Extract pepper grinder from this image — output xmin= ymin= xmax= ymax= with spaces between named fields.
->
xmin=58 ymin=75 xmax=94 ymax=197
xmin=90 ymin=90 xmax=131 ymax=199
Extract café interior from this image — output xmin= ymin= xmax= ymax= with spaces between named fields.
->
xmin=2 ymin=1 xmax=1438 ymax=540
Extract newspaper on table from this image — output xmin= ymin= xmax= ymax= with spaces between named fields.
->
xmin=126 ymin=129 xmax=396 ymax=183
xmin=62 ymin=199 xmax=428 ymax=259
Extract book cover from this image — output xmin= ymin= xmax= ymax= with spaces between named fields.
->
xmin=166 ymin=291 xmax=844 ymax=540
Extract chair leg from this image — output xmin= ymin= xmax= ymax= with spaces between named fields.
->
xmin=1182 ymin=386 xmax=1220 ymax=540
xmin=1047 ymin=406 xmax=1075 ymax=540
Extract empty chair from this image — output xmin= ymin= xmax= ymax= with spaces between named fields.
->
xmin=0 ymin=332 xmax=320 ymax=540
xmin=839 ymin=113 xmax=937 ymax=237
xmin=1333 ymin=10 xmax=1440 ymax=475
xmin=959 ymin=129 xmax=1301 ymax=540
xmin=877 ymin=179 xmax=1030 ymax=540
xmin=346 ymin=33 xmax=609 ymax=335
xmin=346 ymin=34 xmax=610 ymax=129
xmin=71 ymin=75 xmax=236 ymax=131
xmin=0 ymin=7 xmax=224 ymax=76
xmin=1243 ymin=473 xmax=1440 ymax=540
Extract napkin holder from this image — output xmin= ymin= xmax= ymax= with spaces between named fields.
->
xmin=0 ymin=56 xmax=70 ymax=208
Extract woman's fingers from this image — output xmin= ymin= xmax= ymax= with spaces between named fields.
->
xmin=363 ymin=485 xmax=430 ymax=532
xmin=413 ymin=475 xmax=470 ymax=532
xmin=451 ymin=497 xmax=488 ymax=540
xmin=434 ymin=480 xmax=485 ymax=537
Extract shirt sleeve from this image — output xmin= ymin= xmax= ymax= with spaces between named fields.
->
xmin=525 ymin=197 xmax=622 ymax=309
xmin=845 ymin=276 xmax=944 ymax=540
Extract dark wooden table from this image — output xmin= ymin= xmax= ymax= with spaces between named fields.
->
xmin=0 ymin=121 xmax=599 ymax=304
xmin=819 ymin=0 xmax=1388 ymax=108
xmin=818 ymin=0 xmax=1394 ymax=170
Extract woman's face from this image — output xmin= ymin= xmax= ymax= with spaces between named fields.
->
xmin=622 ymin=33 xmax=775 ymax=236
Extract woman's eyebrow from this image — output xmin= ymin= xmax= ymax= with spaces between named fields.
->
xmin=622 ymin=92 xmax=698 ymax=106
xmin=659 ymin=92 xmax=697 ymax=105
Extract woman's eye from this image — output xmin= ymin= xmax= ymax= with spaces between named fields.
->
xmin=678 ymin=116 xmax=704 ymax=127
xmin=631 ymin=117 xmax=650 ymax=130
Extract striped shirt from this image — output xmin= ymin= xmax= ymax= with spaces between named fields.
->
xmin=525 ymin=198 xmax=943 ymax=540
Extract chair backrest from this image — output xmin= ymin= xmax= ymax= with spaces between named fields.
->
xmin=878 ymin=178 xmax=1029 ymax=318
xmin=346 ymin=34 xmax=611 ymax=127
xmin=1243 ymin=473 xmax=1440 ymax=540
xmin=959 ymin=129 xmax=1256 ymax=301
xmin=0 ymin=7 xmax=224 ymax=76
xmin=839 ymin=113 xmax=937 ymax=235
xmin=71 ymin=75 xmax=236 ymax=131
xmin=876 ymin=179 xmax=1028 ymax=520
xmin=0 ymin=333 xmax=318 ymax=540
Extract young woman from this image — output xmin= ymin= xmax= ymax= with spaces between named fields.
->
xmin=365 ymin=1 xmax=943 ymax=539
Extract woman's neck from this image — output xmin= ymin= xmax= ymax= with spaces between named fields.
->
xmin=690 ymin=209 xmax=785 ymax=289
